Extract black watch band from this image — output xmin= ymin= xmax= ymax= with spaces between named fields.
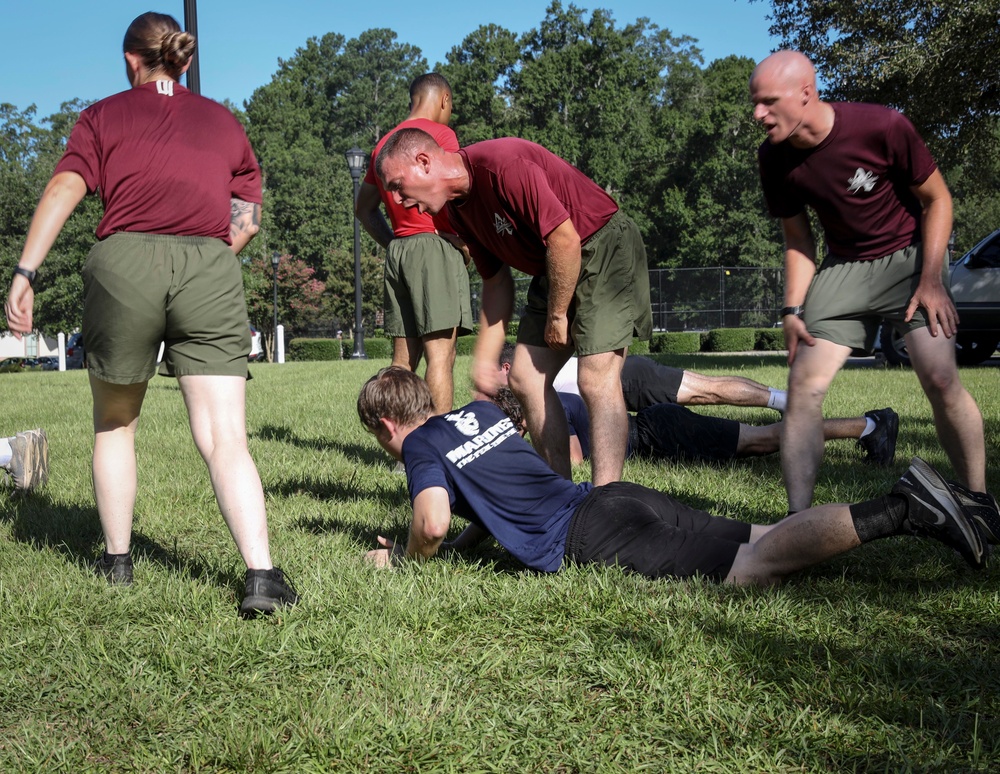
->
xmin=12 ymin=266 xmax=36 ymax=286
xmin=780 ymin=305 xmax=804 ymax=318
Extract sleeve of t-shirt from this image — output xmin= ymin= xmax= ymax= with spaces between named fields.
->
xmin=53 ymin=109 xmax=101 ymax=194
xmin=403 ymin=432 xmax=456 ymax=508
xmin=496 ymin=159 xmax=572 ymax=241
xmin=231 ymin=130 xmax=263 ymax=204
xmin=886 ymin=112 xmax=937 ymax=186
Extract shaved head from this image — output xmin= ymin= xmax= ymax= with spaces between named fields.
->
xmin=751 ymin=50 xmax=816 ymax=92
xmin=750 ymin=50 xmax=829 ymax=148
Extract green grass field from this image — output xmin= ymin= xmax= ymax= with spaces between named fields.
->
xmin=2 ymin=355 xmax=998 ymax=772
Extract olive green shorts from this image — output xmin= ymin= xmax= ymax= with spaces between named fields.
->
xmin=804 ymin=243 xmax=950 ymax=352
xmin=518 ymin=211 xmax=652 ymax=355
xmin=82 ymin=233 xmax=251 ymax=384
xmin=383 ymin=233 xmax=474 ymax=339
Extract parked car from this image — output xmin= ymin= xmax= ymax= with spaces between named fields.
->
xmin=37 ymin=356 xmax=59 ymax=371
xmin=879 ymin=229 xmax=1000 ymax=366
xmin=0 ymin=357 xmax=41 ymax=373
xmin=66 ymin=332 xmax=86 ymax=369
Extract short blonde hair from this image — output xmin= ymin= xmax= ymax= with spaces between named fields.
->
xmin=357 ymin=367 xmax=435 ymax=433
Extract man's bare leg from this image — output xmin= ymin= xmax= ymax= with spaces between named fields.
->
xmin=726 ymin=504 xmax=859 ymax=585
xmin=780 ymin=339 xmax=853 ymax=512
xmin=906 ymin=327 xmax=986 ymax=492
xmin=509 ymin=343 xmax=573 ymax=479
xmin=578 ymin=349 xmax=628 ymax=486
xmin=677 ymin=370 xmax=785 ymax=409
xmin=421 ymin=329 xmax=459 ymax=414
xmin=736 ymin=416 xmax=867 ymax=456
xmin=392 ymin=337 xmax=422 ymax=371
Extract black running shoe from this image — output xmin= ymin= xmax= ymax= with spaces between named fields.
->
xmin=240 ymin=567 xmax=299 ymax=618
xmin=857 ymin=408 xmax=898 ymax=466
xmin=948 ymin=480 xmax=1000 ymax=545
xmin=892 ymin=457 xmax=985 ymax=569
xmin=95 ymin=551 xmax=134 ymax=585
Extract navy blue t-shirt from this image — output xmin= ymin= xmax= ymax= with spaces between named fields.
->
xmin=403 ymin=400 xmax=593 ymax=572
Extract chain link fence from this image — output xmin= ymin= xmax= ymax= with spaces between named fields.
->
xmin=469 ymin=267 xmax=784 ymax=330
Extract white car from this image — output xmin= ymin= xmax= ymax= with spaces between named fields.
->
xmin=881 ymin=229 xmax=1000 ymax=366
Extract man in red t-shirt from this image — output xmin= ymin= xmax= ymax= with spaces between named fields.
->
xmin=355 ymin=74 xmax=472 ymax=415
xmin=374 ymin=131 xmax=652 ymax=486
xmin=751 ymin=51 xmax=992 ymax=529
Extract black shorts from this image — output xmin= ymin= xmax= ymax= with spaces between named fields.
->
xmin=564 ymin=481 xmax=751 ymax=581
xmin=621 ymin=356 xmax=684 ymax=411
xmin=631 ymin=403 xmax=740 ymax=463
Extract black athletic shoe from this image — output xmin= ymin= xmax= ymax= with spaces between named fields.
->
xmin=95 ymin=551 xmax=134 ymax=585
xmin=239 ymin=567 xmax=299 ymax=619
xmin=892 ymin=457 xmax=985 ymax=569
xmin=857 ymin=408 xmax=898 ymax=466
xmin=948 ymin=480 xmax=1000 ymax=545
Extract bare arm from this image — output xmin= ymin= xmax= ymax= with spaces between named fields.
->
xmin=355 ymin=181 xmax=395 ymax=249
xmin=568 ymin=434 xmax=585 ymax=466
xmin=779 ymin=213 xmax=818 ymax=364
xmin=5 ymin=171 xmax=87 ymax=337
xmin=472 ymin=266 xmax=515 ymax=396
xmin=906 ymin=169 xmax=956 ymax=336
xmin=229 ymin=198 xmax=261 ymax=255
xmin=543 ymin=218 xmax=582 ymax=350
xmin=366 ymin=486 xmax=453 ymax=567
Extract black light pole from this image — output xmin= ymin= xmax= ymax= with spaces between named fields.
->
xmin=182 ymin=0 xmax=200 ymax=94
xmin=271 ymin=251 xmax=280 ymax=361
xmin=345 ymin=146 xmax=367 ymax=359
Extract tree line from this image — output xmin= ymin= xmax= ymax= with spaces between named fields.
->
xmin=2 ymin=1 xmax=997 ymax=341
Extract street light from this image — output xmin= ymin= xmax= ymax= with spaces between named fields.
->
xmin=271 ymin=251 xmax=280 ymax=361
xmin=345 ymin=146 xmax=368 ymax=359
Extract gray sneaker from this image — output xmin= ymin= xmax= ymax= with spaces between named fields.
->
xmin=240 ymin=567 xmax=299 ymax=619
xmin=948 ymin=480 xmax=1000 ymax=545
xmin=7 ymin=429 xmax=48 ymax=491
xmin=892 ymin=457 xmax=986 ymax=569
xmin=857 ymin=408 xmax=898 ymax=466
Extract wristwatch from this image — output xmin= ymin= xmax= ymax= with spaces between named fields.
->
xmin=12 ymin=266 xmax=36 ymax=286
xmin=780 ymin=305 xmax=804 ymax=319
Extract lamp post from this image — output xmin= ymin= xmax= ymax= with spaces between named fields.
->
xmin=270 ymin=251 xmax=280 ymax=361
xmin=345 ymin=146 xmax=368 ymax=359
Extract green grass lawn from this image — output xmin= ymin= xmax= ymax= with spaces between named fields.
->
xmin=2 ymin=355 xmax=998 ymax=772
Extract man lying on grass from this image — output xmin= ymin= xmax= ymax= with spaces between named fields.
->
xmin=357 ymin=366 xmax=987 ymax=584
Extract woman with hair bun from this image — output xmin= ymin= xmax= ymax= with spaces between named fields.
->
xmin=3 ymin=11 xmax=297 ymax=618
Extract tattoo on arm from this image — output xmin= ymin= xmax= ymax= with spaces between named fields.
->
xmin=229 ymin=198 xmax=261 ymax=253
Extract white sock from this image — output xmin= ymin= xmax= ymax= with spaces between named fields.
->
xmin=859 ymin=418 xmax=877 ymax=438
xmin=0 ymin=437 xmax=12 ymax=468
xmin=767 ymin=389 xmax=788 ymax=412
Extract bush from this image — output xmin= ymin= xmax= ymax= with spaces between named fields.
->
xmin=703 ymin=328 xmax=756 ymax=352
xmin=755 ymin=328 xmax=786 ymax=351
xmin=358 ymin=338 xmax=392 ymax=359
xmin=650 ymin=332 xmax=702 ymax=354
xmin=630 ymin=338 xmax=650 ymax=356
xmin=288 ymin=338 xmax=341 ymax=361
xmin=456 ymin=335 xmax=477 ymax=357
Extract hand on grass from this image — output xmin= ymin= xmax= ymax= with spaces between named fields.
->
xmin=365 ymin=536 xmax=400 ymax=568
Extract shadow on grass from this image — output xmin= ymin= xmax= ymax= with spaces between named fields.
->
xmin=0 ymin=493 xmax=242 ymax=591
xmin=254 ymin=423 xmax=386 ymax=467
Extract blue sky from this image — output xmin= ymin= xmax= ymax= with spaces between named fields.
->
xmin=5 ymin=0 xmax=779 ymax=119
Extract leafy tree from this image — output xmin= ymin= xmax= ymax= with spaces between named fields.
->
xmin=439 ymin=24 xmax=521 ymax=143
xmin=759 ymin=0 xmax=1000 ymax=169
xmin=321 ymin=246 xmax=383 ymax=338
xmin=243 ymin=253 xmax=326 ymax=359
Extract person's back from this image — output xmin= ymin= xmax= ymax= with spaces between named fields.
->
xmin=404 ymin=399 xmax=591 ymax=572
xmin=57 ymin=83 xmax=258 ymax=241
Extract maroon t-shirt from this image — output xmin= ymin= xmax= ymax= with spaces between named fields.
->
xmin=447 ymin=138 xmax=618 ymax=279
xmin=364 ymin=118 xmax=458 ymax=237
xmin=758 ymin=102 xmax=937 ymax=260
xmin=54 ymin=80 xmax=262 ymax=243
